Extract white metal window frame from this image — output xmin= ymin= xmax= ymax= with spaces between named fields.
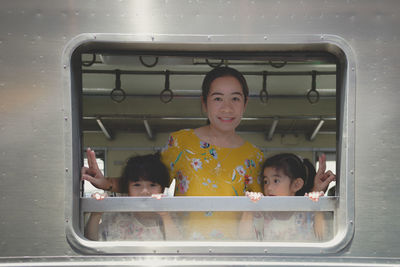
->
xmin=62 ymin=33 xmax=355 ymax=255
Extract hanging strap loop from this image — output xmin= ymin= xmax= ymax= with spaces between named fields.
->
xmin=259 ymin=71 xmax=269 ymax=104
xmin=139 ymin=56 xmax=159 ymax=68
xmin=306 ymin=70 xmax=320 ymax=104
xmin=269 ymin=60 xmax=287 ymax=68
xmin=206 ymin=58 xmax=224 ymax=68
xmin=160 ymin=70 xmax=174 ymax=103
xmin=110 ymin=69 xmax=126 ymax=103
xmin=82 ymin=53 xmax=96 ymax=67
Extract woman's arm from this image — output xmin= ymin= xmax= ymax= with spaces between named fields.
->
xmin=84 ymin=212 xmax=103 ymax=241
xmin=81 ymin=148 xmax=121 ymax=192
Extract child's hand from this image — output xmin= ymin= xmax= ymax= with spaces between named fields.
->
xmin=305 ymin=191 xmax=324 ymax=202
xmin=245 ymin=191 xmax=263 ymax=203
xmin=91 ymin=192 xmax=107 ymax=200
xmin=151 ymin=193 xmax=165 ymax=200
xmin=82 ymin=148 xmax=110 ymax=190
xmin=313 ymin=154 xmax=336 ymax=192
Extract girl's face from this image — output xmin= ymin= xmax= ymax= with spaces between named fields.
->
xmin=128 ymin=179 xmax=162 ymax=197
xmin=202 ymin=76 xmax=247 ymax=133
xmin=263 ymin=167 xmax=300 ymax=196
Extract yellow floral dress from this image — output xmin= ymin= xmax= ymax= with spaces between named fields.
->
xmin=161 ymin=129 xmax=264 ymax=240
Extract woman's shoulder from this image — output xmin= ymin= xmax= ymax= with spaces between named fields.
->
xmin=169 ymin=128 xmax=194 ymax=137
xmin=241 ymin=141 xmax=264 ymax=155
xmin=168 ymin=129 xmax=196 ymax=143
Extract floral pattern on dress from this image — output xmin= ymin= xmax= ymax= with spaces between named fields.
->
xmin=160 ymin=129 xmax=264 ymax=240
xmin=191 ymin=158 xmax=202 ymax=171
xmin=244 ymin=174 xmax=253 ymax=185
xmin=200 ymin=141 xmax=210 ymax=149
xmin=168 ymin=135 xmax=174 ymax=147
xmin=202 ymin=178 xmax=218 ymax=189
xmin=236 ymin=165 xmax=246 ymax=176
xmin=245 ymin=159 xmax=255 ymax=168
xmin=176 ymin=170 xmax=190 ymax=193
xmin=209 ymin=148 xmax=217 ymax=159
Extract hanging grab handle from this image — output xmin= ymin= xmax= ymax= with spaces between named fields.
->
xmin=110 ymin=69 xmax=126 ymax=103
xmin=139 ymin=56 xmax=159 ymax=68
xmin=306 ymin=70 xmax=320 ymax=104
xmin=269 ymin=60 xmax=287 ymax=68
xmin=82 ymin=53 xmax=96 ymax=67
xmin=259 ymin=71 xmax=269 ymax=104
xmin=206 ymin=58 xmax=224 ymax=68
xmin=160 ymin=70 xmax=174 ymax=103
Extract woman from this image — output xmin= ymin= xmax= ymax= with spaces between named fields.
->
xmin=82 ymin=67 xmax=335 ymax=239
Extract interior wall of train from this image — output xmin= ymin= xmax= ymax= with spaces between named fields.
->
xmin=0 ymin=0 xmax=399 ymax=266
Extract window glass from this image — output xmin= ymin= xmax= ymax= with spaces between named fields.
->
xmin=84 ymin=211 xmax=333 ymax=242
xmin=67 ymin=38 xmax=351 ymax=254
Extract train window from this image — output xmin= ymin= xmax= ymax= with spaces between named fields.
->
xmin=64 ymin=34 xmax=355 ymax=254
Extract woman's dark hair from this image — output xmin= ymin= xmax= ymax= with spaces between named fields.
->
xmin=261 ymin=153 xmax=316 ymax=196
xmin=201 ymin=66 xmax=249 ymax=105
xmin=119 ymin=152 xmax=170 ymax=194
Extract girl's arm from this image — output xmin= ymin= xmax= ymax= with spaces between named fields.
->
xmin=238 ymin=211 xmax=256 ymax=240
xmin=313 ymin=212 xmax=325 ymax=240
xmin=81 ymin=148 xmax=121 ymax=192
xmin=84 ymin=212 xmax=103 ymax=241
xmin=238 ymin=192 xmax=264 ymax=240
xmin=159 ymin=212 xmax=181 ymax=240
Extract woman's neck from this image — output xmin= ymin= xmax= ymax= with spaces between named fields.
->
xmin=194 ymin=125 xmax=245 ymax=148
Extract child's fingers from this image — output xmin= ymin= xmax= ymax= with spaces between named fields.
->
xmin=87 ymin=148 xmax=100 ymax=170
xmin=246 ymin=191 xmax=263 ymax=202
xmin=306 ymin=191 xmax=324 ymax=202
xmin=316 ymin=154 xmax=327 ymax=177
xmin=91 ymin=192 xmax=107 ymax=200
xmin=81 ymin=173 xmax=98 ymax=184
xmin=151 ymin=193 xmax=164 ymax=200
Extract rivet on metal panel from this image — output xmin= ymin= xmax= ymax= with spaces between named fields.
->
xmin=350 ymin=170 xmax=354 ymax=174
xmin=65 ymin=168 xmax=68 ymax=172
xmin=209 ymin=249 xmax=212 ymax=253
xmin=63 ymin=65 xmax=67 ymax=69
xmin=207 ymin=35 xmax=211 ymax=41
xmin=350 ymin=220 xmax=353 ymax=225
xmin=153 ymin=250 xmax=157 ymax=254
xmin=320 ymin=35 xmax=325 ymax=40
xmin=176 ymin=250 xmax=179 ymax=253
xmin=352 ymin=67 xmax=355 ymax=71
xmin=264 ymin=249 xmax=268 ymax=253
xmin=264 ymin=36 xmax=267 ymax=40
xmin=64 ymin=116 xmax=68 ymax=121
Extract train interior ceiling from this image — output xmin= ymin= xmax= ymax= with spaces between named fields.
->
xmin=79 ymin=51 xmax=337 ymax=178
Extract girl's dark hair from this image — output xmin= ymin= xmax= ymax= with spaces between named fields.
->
xmin=262 ymin=153 xmax=316 ymax=196
xmin=201 ymin=66 xmax=249 ymax=105
xmin=119 ymin=152 xmax=170 ymax=194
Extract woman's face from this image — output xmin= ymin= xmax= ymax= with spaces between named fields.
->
xmin=203 ymin=76 xmax=247 ymax=133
